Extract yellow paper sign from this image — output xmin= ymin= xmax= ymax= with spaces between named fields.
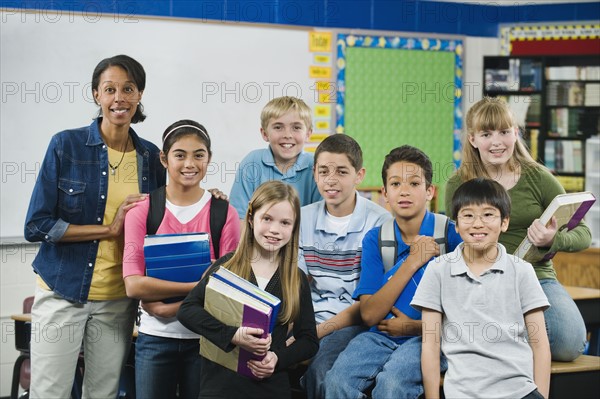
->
xmin=314 ymin=121 xmax=330 ymax=131
xmin=309 ymin=32 xmax=332 ymax=52
xmin=315 ymin=81 xmax=333 ymax=92
xmin=314 ymin=105 xmax=331 ymax=118
xmin=314 ymin=54 xmax=331 ymax=64
xmin=309 ymin=66 xmax=332 ymax=79
xmin=318 ymin=92 xmax=335 ymax=103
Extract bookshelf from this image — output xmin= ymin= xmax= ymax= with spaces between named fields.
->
xmin=483 ymin=55 xmax=600 ymax=192
xmin=585 ymin=137 xmax=600 ymax=248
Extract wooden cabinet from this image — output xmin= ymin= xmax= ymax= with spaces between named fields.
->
xmin=553 ymin=248 xmax=600 ymax=289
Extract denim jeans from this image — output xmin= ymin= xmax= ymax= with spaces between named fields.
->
xmin=135 ymin=333 xmax=202 ymax=399
xmin=301 ymin=325 xmax=367 ymax=399
xmin=540 ymin=279 xmax=587 ymax=361
xmin=324 ymin=333 xmax=447 ymax=399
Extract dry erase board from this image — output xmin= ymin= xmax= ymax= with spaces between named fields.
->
xmin=336 ymin=34 xmax=463 ymax=212
xmin=0 ymin=11 xmax=318 ymax=240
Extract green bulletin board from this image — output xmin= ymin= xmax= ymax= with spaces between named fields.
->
xmin=336 ymin=35 xmax=463 ymax=213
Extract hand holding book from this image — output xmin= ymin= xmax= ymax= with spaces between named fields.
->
xmin=247 ymin=351 xmax=278 ymax=380
xmin=232 ymin=326 xmax=271 ymax=357
xmin=527 ymin=216 xmax=558 ymax=248
xmin=514 ymin=191 xmax=596 ymax=262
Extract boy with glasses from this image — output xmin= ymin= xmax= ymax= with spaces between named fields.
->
xmin=412 ymin=178 xmax=550 ymax=399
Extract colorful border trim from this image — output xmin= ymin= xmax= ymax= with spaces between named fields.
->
xmin=335 ymin=34 xmax=464 ymax=168
xmin=500 ymin=23 xmax=600 ymax=55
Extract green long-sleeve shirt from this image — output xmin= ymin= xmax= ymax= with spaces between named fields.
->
xmin=445 ymin=167 xmax=592 ymax=280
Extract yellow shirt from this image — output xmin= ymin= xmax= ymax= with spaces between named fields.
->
xmin=88 ymin=148 xmax=139 ymax=300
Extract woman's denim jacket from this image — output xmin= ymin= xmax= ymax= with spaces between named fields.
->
xmin=24 ymin=118 xmax=166 ymax=303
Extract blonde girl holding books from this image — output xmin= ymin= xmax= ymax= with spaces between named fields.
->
xmin=178 ymin=181 xmax=319 ymax=399
xmin=123 ymin=119 xmax=241 ymax=399
xmin=445 ymin=97 xmax=591 ymax=361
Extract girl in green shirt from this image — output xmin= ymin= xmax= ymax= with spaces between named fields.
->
xmin=445 ymin=97 xmax=591 ymax=361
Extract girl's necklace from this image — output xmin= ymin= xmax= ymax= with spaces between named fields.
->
xmin=108 ymin=136 xmax=130 ymax=175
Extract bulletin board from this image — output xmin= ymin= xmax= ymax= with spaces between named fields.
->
xmin=336 ymin=35 xmax=463 ymax=213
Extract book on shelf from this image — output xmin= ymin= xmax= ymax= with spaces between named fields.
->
xmin=200 ymin=267 xmax=281 ymax=379
xmin=514 ymin=192 xmax=597 ymax=263
xmin=527 ymin=129 xmax=539 ymax=161
xmin=544 ymin=141 xmax=556 ymax=171
xmin=544 ymin=140 xmax=584 ymax=173
xmin=556 ymin=176 xmax=585 ymax=192
xmin=584 ymin=83 xmax=600 ymax=106
xmin=546 ymin=82 xmax=585 ymax=106
xmin=519 ymin=59 xmax=542 ymax=91
xmin=485 ymin=69 xmax=509 ymax=91
xmin=508 ymin=59 xmax=520 ymax=91
xmin=144 ymin=232 xmax=211 ymax=282
xmin=548 ymin=108 xmax=583 ymax=138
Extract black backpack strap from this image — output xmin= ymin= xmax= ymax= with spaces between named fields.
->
xmin=146 ymin=186 xmax=167 ymax=236
xmin=209 ymin=197 xmax=229 ymax=259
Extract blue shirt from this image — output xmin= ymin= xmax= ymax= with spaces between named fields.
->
xmin=24 ymin=118 xmax=166 ymax=303
xmin=230 ymin=147 xmax=321 ymax=219
xmin=354 ymin=211 xmax=462 ymax=342
xmin=299 ymin=193 xmax=392 ymax=324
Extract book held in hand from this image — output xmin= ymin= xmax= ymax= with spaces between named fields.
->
xmin=200 ymin=266 xmax=281 ymax=379
xmin=143 ymin=232 xmax=212 ymax=282
xmin=514 ymin=191 xmax=596 ymax=263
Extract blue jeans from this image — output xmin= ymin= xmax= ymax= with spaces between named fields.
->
xmin=324 ymin=333 xmax=447 ymax=399
xmin=135 ymin=333 xmax=202 ymax=399
xmin=301 ymin=325 xmax=367 ymax=399
xmin=540 ymin=279 xmax=587 ymax=361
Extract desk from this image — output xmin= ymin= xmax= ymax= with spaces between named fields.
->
xmin=564 ymin=286 xmax=600 ymax=356
xmin=550 ymin=355 xmax=600 ymax=399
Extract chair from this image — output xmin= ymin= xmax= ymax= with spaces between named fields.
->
xmin=10 ymin=296 xmax=85 ymax=399
xmin=11 ymin=296 xmax=34 ymax=399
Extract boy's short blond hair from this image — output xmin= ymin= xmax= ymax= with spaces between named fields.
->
xmin=260 ymin=96 xmax=312 ymax=131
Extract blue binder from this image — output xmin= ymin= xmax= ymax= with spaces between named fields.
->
xmin=144 ymin=232 xmax=212 ymax=283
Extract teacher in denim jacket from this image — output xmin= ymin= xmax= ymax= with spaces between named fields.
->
xmin=24 ymin=55 xmax=165 ymax=399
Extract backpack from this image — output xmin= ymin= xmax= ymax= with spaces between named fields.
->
xmin=378 ymin=213 xmax=450 ymax=273
xmin=146 ymin=186 xmax=229 ymax=259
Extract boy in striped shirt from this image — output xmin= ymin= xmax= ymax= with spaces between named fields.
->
xmin=297 ymin=134 xmax=391 ymax=399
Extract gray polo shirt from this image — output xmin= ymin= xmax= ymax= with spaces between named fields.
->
xmin=411 ymin=243 xmax=549 ymax=399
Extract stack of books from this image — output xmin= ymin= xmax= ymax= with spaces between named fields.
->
xmin=144 ymin=232 xmax=212 ymax=303
xmin=201 ymin=267 xmax=281 ymax=379
xmin=144 ymin=232 xmax=212 ymax=282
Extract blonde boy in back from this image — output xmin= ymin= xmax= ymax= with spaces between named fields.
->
xmin=230 ymin=96 xmax=322 ymax=219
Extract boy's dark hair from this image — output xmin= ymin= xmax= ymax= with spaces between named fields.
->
xmin=451 ymin=178 xmax=511 ymax=220
xmin=92 ymin=55 xmax=146 ymax=123
xmin=314 ymin=134 xmax=363 ymax=171
xmin=381 ymin=145 xmax=433 ymax=187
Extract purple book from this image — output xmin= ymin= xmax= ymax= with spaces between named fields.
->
xmin=200 ymin=276 xmax=274 ymax=379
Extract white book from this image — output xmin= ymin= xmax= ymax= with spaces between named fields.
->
xmin=144 ymin=232 xmax=209 ymax=246
xmin=514 ymin=192 xmax=596 ymax=263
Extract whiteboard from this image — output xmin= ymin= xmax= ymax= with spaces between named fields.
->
xmin=0 ymin=12 xmax=319 ymax=240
